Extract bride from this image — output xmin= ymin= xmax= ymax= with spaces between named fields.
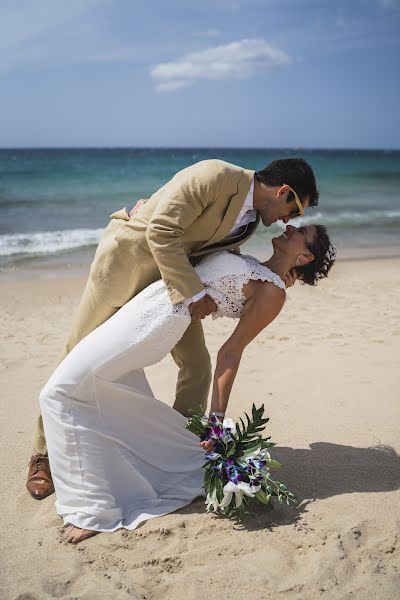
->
xmin=40 ymin=223 xmax=335 ymax=544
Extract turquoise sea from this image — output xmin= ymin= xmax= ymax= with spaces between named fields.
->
xmin=0 ymin=148 xmax=399 ymax=270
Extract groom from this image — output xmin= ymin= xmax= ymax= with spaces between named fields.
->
xmin=27 ymin=157 xmax=319 ymax=499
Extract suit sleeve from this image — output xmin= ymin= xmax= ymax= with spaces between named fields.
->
xmin=145 ymin=161 xmax=223 ymax=304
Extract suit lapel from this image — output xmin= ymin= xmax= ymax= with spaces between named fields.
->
xmin=223 ymin=212 xmax=260 ymax=244
xmin=200 ymin=168 xmax=255 ymax=249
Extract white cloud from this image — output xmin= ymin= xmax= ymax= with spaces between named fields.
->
xmin=150 ymin=38 xmax=290 ymax=92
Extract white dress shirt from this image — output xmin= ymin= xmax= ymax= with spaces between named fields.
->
xmin=184 ymin=177 xmax=257 ymax=307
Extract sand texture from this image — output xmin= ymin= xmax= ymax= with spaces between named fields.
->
xmin=0 ymin=258 xmax=399 ymax=600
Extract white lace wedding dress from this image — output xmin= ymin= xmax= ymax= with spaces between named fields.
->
xmin=40 ymin=251 xmax=286 ymax=532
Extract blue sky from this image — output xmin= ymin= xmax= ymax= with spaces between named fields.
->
xmin=0 ymin=0 xmax=399 ymax=148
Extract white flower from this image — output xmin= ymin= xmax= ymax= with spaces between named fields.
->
xmin=205 ymin=489 xmax=220 ymax=512
xmin=239 ymin=447 xmax=270 ymax=462
xmin=222 ymin=417 xmax=236 ymax=431
xmin=219 ymin=480 xmax=261 ymax=510
xmin=315 ymin=240 xmax=337 ymax=280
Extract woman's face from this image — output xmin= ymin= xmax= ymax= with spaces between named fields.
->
xmin=273 ymin=224 xmax=316 ymax=259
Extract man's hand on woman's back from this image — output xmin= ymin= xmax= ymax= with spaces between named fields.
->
xmin=129 ymin=199 xmax=147 ymax=218
xmin=284 ymin=268 xmax=299 ymax=288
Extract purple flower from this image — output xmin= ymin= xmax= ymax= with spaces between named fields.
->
xmin=212 ymin=463 xmax=224 ymax=477
xmin=205 ymin=451 xmax=222 ymax=461
xmin=211 ymin=426 xmax=224 ymax=438
xmin=228 ymin=470 xmax=243 ymax=484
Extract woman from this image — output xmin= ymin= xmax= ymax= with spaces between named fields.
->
xmin=40 ymin=224 xmax=336 ymax=544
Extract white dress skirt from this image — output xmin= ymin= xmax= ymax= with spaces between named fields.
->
xmin=40 ymin=281 xmax=206 ymax=532
xmin=39 ymin=251 xmax=286 ymax=532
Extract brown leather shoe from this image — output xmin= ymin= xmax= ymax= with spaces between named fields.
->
xmin=26 ymin=454 xmax=55 ymax=499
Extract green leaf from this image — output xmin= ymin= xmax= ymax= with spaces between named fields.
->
xmin=260 ymin=441 xmax=276 ymax=448
xmin=254 ymin=489 xmax=271 ymax=505
xmin=241 ymin=445 xmax=262 ymax=459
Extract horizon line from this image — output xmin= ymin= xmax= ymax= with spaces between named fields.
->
xmin=0 ymin=145 xmax=399 ymax=152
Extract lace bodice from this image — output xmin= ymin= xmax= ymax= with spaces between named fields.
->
xmin=174 ymin=251 xmax=286 ymax=320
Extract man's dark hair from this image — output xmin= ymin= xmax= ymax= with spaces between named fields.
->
xmin=256 ymin=158 xmax=319 ymax=208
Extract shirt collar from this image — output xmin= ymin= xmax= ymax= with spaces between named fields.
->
xmin=243 ymin=176 xmax=254 ymax=210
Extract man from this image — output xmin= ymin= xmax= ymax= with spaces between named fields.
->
xmin=27 ymin=157 xmax=319 ymax=499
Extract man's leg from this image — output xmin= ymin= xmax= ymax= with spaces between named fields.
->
xmin=28 ymin=280 xmax=118 ymax=499
xmin=170 ymin=321 xmax=212 ymax=417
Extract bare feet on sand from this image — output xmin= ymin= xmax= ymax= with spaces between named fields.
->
xmin=63 ymin=523 xmax=99 ymax=544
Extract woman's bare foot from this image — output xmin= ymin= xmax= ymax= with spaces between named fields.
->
xmin=63 ymin=523 xmax=99 ymax=544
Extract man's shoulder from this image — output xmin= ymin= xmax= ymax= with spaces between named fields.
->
xmin=163 ymin=159 xmax=254 ymax=196
xmin=192 ymin=159 xmax=244 ymax=176
xmin=181 ymin=159 xmax=252 ymax=189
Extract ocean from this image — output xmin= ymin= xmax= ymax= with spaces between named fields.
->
xmin=0 ymin=148 xmax=399 ymax=271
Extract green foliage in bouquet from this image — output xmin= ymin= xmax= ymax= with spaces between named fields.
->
xmin=185 ymin=403 xmax=297 ymax=518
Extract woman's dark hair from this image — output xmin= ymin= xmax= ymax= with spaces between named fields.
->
xmin=256 ymin=158 xmax=319 ymax=208
xmin=296 ymin=224 xmax=336 ymax=285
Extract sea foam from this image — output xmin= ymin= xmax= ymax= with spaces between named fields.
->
xmin=0 ymin=228 xmax=104 ymax=257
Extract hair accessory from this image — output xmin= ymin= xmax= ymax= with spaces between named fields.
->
xmin=315 ymin=241 xmax=337 ymax=280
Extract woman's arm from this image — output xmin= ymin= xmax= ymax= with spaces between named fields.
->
xmin=209 ymin=283 xmax=285 ymax=416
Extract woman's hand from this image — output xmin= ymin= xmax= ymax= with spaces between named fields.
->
xmin=199 ymin=439 xmax=215 ymax=452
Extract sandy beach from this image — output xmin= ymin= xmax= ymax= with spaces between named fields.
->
xmin=0 ymin=256 xmax=399 ymax=600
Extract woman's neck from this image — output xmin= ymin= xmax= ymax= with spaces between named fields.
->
xmin=262 ymin=254 xmax=294 ymax=280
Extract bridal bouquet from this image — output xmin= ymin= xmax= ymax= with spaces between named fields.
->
xmin=185 ymin=403 xmax=296 ymax=518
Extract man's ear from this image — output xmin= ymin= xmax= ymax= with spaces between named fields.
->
xmin=277 ymin=184 xmax=288 ymax=198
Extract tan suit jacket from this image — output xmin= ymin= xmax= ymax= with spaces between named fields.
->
xmin=33 ymin=159 xmax=261 ymax=454
xmin=90 ymin=159 xmax=259 ymax=306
